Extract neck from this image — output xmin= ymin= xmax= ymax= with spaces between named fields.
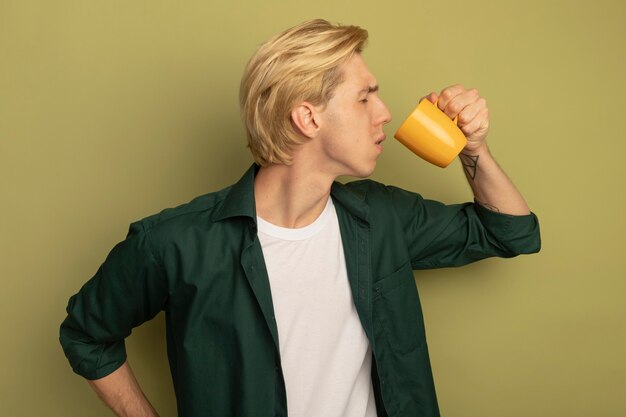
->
xmin=254 ymin=160 xmax=336 ymax=229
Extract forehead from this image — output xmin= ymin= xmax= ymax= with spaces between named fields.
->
xmin=339 ymin=54 xmax=377 ymax=89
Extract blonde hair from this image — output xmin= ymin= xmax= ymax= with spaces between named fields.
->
xmin=239 ymin=19 xmax=368 ymax=166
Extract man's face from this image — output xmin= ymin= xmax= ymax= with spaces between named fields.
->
xmin=315 ymin=53 xmax=392 ymax=178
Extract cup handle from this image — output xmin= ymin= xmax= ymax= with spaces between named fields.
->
xmin=434 ymin=99 xmax=459 ymax=126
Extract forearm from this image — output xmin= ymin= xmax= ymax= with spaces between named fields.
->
xmin=88 ymin=361 xmax=159 ymax=417
xmin=459 ymin=143 xmax=531 ymax=215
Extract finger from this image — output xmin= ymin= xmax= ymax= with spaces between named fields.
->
xmin=419 ymin=92 xmax=438 ymax=104
xmin=436 ymin=84 xmax=466 ymax=111
xmin=442 ymin=88 xmax=480 ymax=120
xmin=460 ymin=107 xmax=489 ymax=137
xmin=457 ymin=97 xmax=487 ymax=127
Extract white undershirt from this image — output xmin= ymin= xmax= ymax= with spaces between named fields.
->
xmin=257 ymin=198 xmax=377 ymax=417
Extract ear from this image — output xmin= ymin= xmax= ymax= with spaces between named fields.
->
xmin=290 ymin=102 xmax=320 ymax=138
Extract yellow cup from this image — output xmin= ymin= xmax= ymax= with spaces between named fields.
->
xmin=394 ymin=99 xmax=467 ymax=168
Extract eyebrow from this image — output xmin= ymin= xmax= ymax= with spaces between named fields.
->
xmin=358 ymin=85 xmax=379 ymax=95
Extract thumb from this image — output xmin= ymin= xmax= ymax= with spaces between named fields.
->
xmin=419 ymin=92 xmax=438 ymax=105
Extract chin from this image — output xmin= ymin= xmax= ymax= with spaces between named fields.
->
xmin=349 ymin=163 xmax=377 ymax=179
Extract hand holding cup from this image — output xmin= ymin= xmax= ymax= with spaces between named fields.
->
xmin=394 ymin=85 xmax=490 ymax=167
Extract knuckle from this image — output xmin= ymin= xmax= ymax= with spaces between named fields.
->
xmin=440 ymin=89 xmax=453 ymax=100
xmin=458 ymin=112 xmax=471 ymax=124
xmin=447 ymin=102 xmax=461 ymax=115
xmin=460 ymin=124 xmax=474 ymax=135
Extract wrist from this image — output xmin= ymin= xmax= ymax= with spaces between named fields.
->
xmin=459 ymin=142 xmax=494 ymax=182
xmin=462 ymin=141 xmax=490 ymax=156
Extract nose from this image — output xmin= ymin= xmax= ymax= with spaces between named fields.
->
xmin=377 ymin=97 xmax=392 ymax=125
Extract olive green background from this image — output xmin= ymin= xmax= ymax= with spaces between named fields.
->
xmin=1 ymin=0 xmax=624 ymax=416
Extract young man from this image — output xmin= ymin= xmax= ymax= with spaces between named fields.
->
xmin=60 ymin=19 xmax=540 ymax=417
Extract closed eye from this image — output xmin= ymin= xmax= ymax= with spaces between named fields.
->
xmin=358 ymin=85 xmax=379 ymax=104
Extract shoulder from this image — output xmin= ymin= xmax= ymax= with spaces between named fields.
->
xmin=333 ymin=179 xmax=427 ymax=226
xmin=341 ymin=178 xmax=395 ymax=198
xmin=342 ymin=178 xmax=423 ymax=206
xmin=134 ymin=184 xmax=234 ymax=235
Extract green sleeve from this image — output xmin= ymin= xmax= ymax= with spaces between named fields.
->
xmin=59 ymin=221 xmax=169 ymax=380
xmin=387 ymin=186 xmax=541 ymax=269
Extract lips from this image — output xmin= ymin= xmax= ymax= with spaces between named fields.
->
xmin=375 ymin=134 xmax=386 ymax=145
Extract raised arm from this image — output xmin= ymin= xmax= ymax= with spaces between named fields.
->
xmin=425 ymin=85 xmax=531 ymax=215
